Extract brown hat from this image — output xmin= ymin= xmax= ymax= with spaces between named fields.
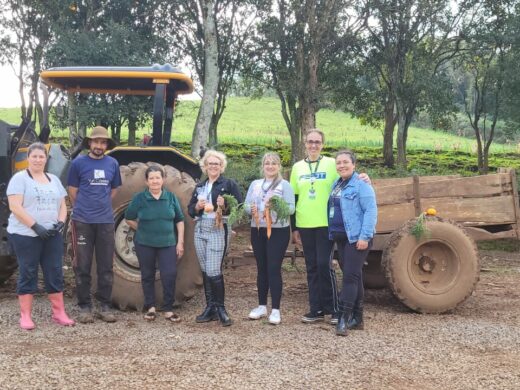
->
xmin=81 ymin=126 xmax=116 ymax=150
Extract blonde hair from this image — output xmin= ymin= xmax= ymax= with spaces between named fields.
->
xmin=305 ymin=128 xmax=325 ymax=144
xmin=199 ymin=150 xmax=228 ymax=174
xmin=261 ymin=152 xmax=283 ymax=181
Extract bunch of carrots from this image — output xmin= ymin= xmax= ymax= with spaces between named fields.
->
xmin=223 ymin=194 xmax=290 ymax=239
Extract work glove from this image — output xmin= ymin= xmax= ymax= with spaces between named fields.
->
xmin=31 ymin=223 xmax=52 ymax=240
xmin=48 ymin=221 xmax=65 ymax=236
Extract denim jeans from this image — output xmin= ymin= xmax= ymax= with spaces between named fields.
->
xmin=8 ymin=233 xmax=64 ymax=295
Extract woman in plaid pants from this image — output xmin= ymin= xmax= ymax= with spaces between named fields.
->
xmin=188 ymin=150 xmax=242 ymax=326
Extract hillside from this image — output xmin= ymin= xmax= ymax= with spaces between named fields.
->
xmin=1 ymin=97 xmax=517 ymax=154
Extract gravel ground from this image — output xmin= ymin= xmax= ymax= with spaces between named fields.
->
xmin=0 ymin=249 xmax=519 ymax=389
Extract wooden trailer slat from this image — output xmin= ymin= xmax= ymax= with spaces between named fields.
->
xmin=372 ymin=175 xmax=460 ymax=187
xmin=376 ymin=195 xmax=517 ymax=233
xmin=375 ymin=173 xmax=512 ymax=206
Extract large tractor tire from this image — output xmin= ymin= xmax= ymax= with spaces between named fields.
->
xmin=68 ymin=162 xmax=201 ymax=311
xmin=382 ymin=216 xmax=479 ymax=314
xmin=0 ymin=255 xmax=17 ymax=285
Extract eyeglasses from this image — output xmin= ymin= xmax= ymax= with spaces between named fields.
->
xmin=306 ymin=140 xmax=322 ymax=145
xmin=206 ymin=162 xmax=221 ymax=167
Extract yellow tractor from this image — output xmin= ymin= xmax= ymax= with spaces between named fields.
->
xmin=1 ymin=64 xmax=203 ymax=310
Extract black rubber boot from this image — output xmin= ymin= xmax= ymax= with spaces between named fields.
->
xmin=347 ymin=301 xmax=364 ymax=330
xmin=209 ymin=274 xmax=232 ymax=327
xmin=336 ymin=306 xmax=353 ymax=337
xmin=196 ymin=273 xmax=217 ymax=323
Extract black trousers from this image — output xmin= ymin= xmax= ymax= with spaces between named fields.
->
xmin=299 ymin=227 xmax=338 ymax=314
xmin=335 ymin=239 xmax=372 ymax=309
xmin=72 ymin=221 xmax=115 ymax=309
xmin=250 ymin=226 xmax=290 ymax=310
xmin=134 ymin=243 xmax=177 ymax=311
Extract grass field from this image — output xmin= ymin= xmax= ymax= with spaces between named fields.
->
xmin=1 ymin=97 xmax=518 ymax=154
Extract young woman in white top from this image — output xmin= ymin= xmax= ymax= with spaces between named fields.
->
xmin=245 ymin=152 xmax=295 ymax=325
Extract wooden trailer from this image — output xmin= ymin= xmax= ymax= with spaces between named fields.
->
xmin=367 ymin=168 xmax=520 ymax=313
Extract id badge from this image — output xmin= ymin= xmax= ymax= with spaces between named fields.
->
xmin=329 ymin=207 xmax=334 ymax=219
xmin=308 ymin=188 xmax=316 ymax=200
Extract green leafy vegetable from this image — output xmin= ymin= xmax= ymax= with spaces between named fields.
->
xmin=269 ymin=195 xmax=291 ymax=225
xmin=223 ymin=194 xmax=249 ymax=226
xmin=410 ymin=213 xmax=430 ymax=241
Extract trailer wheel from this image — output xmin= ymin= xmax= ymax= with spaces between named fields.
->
xmin=68 ymin=162 xmax=201 ymax=310
xmin=382 ymin=216 xmax=479 ymax=313
xmin=0 ymin=255 xmax=17 ymax=285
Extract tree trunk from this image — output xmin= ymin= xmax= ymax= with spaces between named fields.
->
xmin=396 ymin=109 xmax=407 ymax=168
xmin=383 ymin=97 xmax=396 ymax=168
xmin=191 ymin=0 xmax=219 ymax=158
xmin=67 ymin=92 xmax=79 ymax=146
xmin=301 ymin=50 xmax=318 ymax=132
xmin=128 ymin=116 xmax=137 ymax=146
xmin=110 ymin=122 xmax=121 ymax=145
xmin=480 ymin=148 xmax=489 ymax=174
xmin=472 ymin=122 xmax=485 ymax=174
xmin=290 ymin=121 xmax=304 ymax=164
xmin=209 ymin=114 xmax=218 ymax=147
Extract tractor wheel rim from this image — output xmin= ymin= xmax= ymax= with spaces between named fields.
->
xmin=407 ymin=239 xmax=460 ymax=295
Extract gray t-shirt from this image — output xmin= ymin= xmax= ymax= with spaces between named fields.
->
xmin=244 ymin=179 xmax=295 ymax=228
xmin=7 ymin=170 xmax=67 ymax=237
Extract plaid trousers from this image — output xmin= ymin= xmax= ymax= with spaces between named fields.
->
xmin=194 ymin=219 xmax=229 ymax=277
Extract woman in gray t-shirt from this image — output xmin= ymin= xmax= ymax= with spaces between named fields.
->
xmin=7 ymin=142 xmax=74 ymax=330
xmin=244 ymin=152 xmax=295 ymax=325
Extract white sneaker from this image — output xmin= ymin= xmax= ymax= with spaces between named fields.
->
xmin=248 ymin=305 xmax=267 ymax=320
xmin=268 ymin=309 xmax=281 ymax=325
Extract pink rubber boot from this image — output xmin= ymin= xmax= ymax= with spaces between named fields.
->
xmin=18 ymin=294 xmax=35 ymax=330
xmin=49 ymin=292 xmax=75 ymax=326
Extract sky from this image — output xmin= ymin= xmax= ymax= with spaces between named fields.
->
xmin=0 ymin=64 xmax=21 ymax=108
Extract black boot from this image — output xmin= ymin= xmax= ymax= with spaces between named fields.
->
xmin=336 ymin=306 xmax=353 ymax=336
xmin=196 ymin=273 xmax=217 ymax=323
xmin=209 ymin=274 xmax=232 ymax=327
xmin=347 ymin=301 xmax=364 ymax=330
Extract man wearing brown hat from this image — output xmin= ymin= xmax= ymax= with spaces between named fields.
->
xmin=67 ymin=126 xmax=122 ymax=323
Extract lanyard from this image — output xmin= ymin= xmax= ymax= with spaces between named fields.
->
xmin=204 ymin=181 xmax=213 ymax=201
xmin=261 ymin=178 xmax=280 ymax=194
xmin=306 ymin=156 xmax=322 ymax=176
xmin=332 ymin=178 xmax=349 ymax=197
xmin=306 ymin=156 xmax=322 ymax=188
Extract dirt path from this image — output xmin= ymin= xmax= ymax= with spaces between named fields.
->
xmin=0 ymin=238 xmax=519 ymax=389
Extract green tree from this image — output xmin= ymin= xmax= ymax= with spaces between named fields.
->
xmin=45 ymin=0 xmax=168 ymax=146
xmin=352 ymin=0 xmax=471 ymax=168
xmin=164 ymin=0 xmax=257 ymax=157
xmin=456 ymin=0 xmax=518 ymax=173
xmin=244 ymin=0 xmax=358 ymax=163
xmin=0 ymin=0 xmax=63 ymax=127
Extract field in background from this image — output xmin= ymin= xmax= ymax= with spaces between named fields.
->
xmin=1 ymin=97 xmax=518 ymax=154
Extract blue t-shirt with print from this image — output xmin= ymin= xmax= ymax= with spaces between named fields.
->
xmin=67 ymin=154 xmax=122 ymax=223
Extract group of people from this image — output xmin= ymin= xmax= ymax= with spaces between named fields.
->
xmin=6 ymin=126 xmax=377 ymax=337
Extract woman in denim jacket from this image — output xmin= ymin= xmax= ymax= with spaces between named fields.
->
xmin=327 ymin=150 xmax=377 ymax=336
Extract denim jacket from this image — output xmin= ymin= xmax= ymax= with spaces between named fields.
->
xmin=328 ymin=171 xmax=378 ymax=243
